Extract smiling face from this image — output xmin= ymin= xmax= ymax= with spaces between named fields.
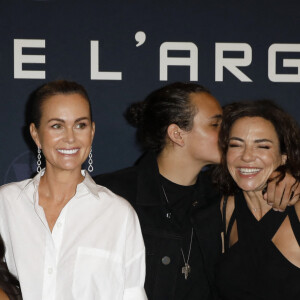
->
xmin=226 ymin=116 xmax=285 ymax=192
xmin=183 ymin=92 xmax=222 ymax=167
xmin=30 ymin=93 xmax=95 ymax=173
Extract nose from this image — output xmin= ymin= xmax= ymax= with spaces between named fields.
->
xmin=64 ymin=127 xmax=75 ymax=144
xmin=241 ymin=146 xmax=254 ymax=162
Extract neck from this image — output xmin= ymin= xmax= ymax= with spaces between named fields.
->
xmin=157 ymin=148 xmax=204 ymax=186
xmin=243 ymin=190 xmax=272 ymax=220
xmin=39 ymin=166 xmax=84 ymax=203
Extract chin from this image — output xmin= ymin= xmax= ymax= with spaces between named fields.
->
xmin=58 ymin=164 xmax=82 ymax=172
xmin=239 ymin=185 xmax=265 ymax=193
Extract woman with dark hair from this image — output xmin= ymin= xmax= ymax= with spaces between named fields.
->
xmin=0 ymin=236 xmax=21 ymax=300
xmin=214 ymin=100 xmax=300 ymax=299
xmin=0 ymin=80 xmax=146 ymax=300
xmin=95 ymin=84 xmax=299 ymax=300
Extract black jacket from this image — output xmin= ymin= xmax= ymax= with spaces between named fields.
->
xmin=94 ymin=152 xmax=222 ymax=300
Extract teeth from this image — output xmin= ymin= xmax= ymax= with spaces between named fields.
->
xmin=57 ymin=149 xmax=79 ymax=155
xmin=238 ymin=168 xmax=260 ymax=175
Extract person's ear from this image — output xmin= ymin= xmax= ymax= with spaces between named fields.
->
xmin=29 ymin=123 xmax=41 ymax=149
xmin=167 ymin=124 xmax=185 ymax=147
xmin=281 ymin=154 xmax=287 ymax=165
xmin=91 ymin=122 xmax=96 ymax=142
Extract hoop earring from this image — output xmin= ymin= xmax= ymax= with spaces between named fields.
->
xmin=37 ymin=147 xmax=42 ymax=173
xmin=88 ymin=147 xmax=93 ymax=173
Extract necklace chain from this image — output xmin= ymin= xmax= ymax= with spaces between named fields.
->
xmin=180 ymin=228 xmax=193 ymax=279
xmin=161 ymin=184 xmax=193 ymax=280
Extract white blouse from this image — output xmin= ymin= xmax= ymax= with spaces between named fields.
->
xmin=0 ymin=171 xmax=147 ymax=300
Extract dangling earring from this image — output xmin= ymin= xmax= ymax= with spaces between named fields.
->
xmin=88 ymin=147 xmax=93 ymax=173
xmin=37 ymin=147 xmax=42 ymax=173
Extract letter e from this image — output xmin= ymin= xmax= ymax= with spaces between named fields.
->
xmin=14 ymin=39 xmax=46 ymax=79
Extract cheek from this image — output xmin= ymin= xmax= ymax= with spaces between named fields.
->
xmin=39 ymin=131 xmax=64 ymax=150
xmin=199 ymin=129 xmax=218 ymax=145
xmin=266 ymin=154 xmax=282 ymax=169
xmin=226 ymin=151 xmax=240 ymax=175
xmin=226 ymin=149 xmax=237 ymax=165
xmin=211 ymin=130 xmax=221 ymax=145
xmin=226 ymin=161 xmax=236 ymax=177
xmin=79 ymin=131 xmax=93 ymax=143
xmin=40 ymin=133 xmax=60 ymax=145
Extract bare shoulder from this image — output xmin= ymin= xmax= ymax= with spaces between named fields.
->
xmin=0 ymin=289 xmax=9 ymax=300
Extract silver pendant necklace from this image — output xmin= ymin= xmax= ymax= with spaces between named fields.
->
xmin=161 ymin=185 xmax=193 ymax=280
xmin=181 ymin=228 xmax=193 ymax=279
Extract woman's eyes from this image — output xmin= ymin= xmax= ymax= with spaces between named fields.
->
xmin=228 ymin=143 xmax=240 ymax=148
xmin=228 ymin=143 xmax=270 ymax=149
xmin=51 ymin=124 xmax=62 ymax=129
xmin=211 ymin=122 xmax=221 ymax=127
xmin=75 ymin=123 xmax=87 ymax=129
xmin=51 ymin=123 xmax=87 ymax=129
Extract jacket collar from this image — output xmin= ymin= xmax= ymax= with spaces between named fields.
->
xmin=135 ymin=152 xmax=210 ymax=208
xmin=136 ymin=151 xmax=165 ymax=206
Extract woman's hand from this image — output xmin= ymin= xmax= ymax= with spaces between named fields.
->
xmin=263 ymin=171 xmax=300 ymax=211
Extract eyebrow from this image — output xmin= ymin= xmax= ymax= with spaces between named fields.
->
xmin=47 ymin=117 xmax=90 ymax=124
xmin=210 ymin=114 xmax=222 ymax=120
xmin=229 ymin=137 xmax=273 ymax=143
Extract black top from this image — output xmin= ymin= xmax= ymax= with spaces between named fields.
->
xmin=94 ymin=152 xmax=222 ymax=300
xmin=216 ymin=189 xmax=300 ymax=300
xmin=160 ymin=175 xmax=209 ymax=300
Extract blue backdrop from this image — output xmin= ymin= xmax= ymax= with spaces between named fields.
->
xmin=1 ymin=0 xmax=300 ymax=183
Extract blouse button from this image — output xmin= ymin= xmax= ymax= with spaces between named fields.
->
xmin=162 ymin=256 xmax=171 ymax=265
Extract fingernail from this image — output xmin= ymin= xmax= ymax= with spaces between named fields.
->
xmin=273 ymin=208 xmax=278 ymax=211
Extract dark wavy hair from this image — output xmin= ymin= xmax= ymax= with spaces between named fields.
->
xmin=213 ymin=100 xmax=300 ymax=195
xmin=27 ymin=80 xmax=92 ymax=129
xmin=124 ymin=82 xmax=210 ymax=153
xmin=0 ymin=235 xmax=22 ymax=299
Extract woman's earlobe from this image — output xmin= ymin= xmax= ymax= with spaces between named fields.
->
xmin=29 ymin=123 xmax=41 ymax=149
xmin=91 ymin=122 xmax=96 ymax=140
xmin=281 ymin=154 xmax=287 ymax=165
xmin=167 ymin=124 xmax=185 ymax=147
xmin=176 ymin=132 xmax=185 ymax=147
